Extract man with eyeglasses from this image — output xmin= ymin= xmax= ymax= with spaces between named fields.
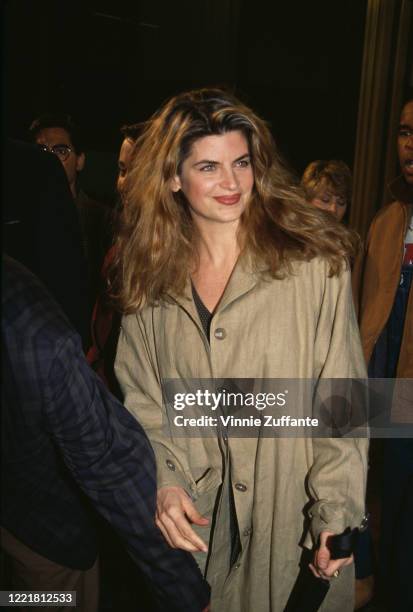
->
xmin=31 ymin=115 xmax=85 ymax=199
xmin=29 ymin=113 xmax=110 ymax=322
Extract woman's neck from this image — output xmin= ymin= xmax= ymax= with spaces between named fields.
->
xmin=194 ymin=221 xmax=240 ymax=269
xmin=191 ymin=226 xmax=240 ymax=312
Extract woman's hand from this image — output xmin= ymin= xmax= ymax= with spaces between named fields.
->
xmin=309 ymin=531 xmax=354 ymax=579
xmin=156 ymin=486 xmax=209 ymax=553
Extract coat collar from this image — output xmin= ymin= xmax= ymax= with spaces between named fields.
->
xmin=216 ymin=251 xmax=263 ymax=314
xmin=166 ymin=250 xmax=263 ymax=316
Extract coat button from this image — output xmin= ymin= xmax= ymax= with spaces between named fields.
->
xmin=234 ymin=563 xmax=241 ymax=569
xmin=166 ymin=460 xmax=175 ymax=471
xmin=243 ymin=527 xmax=252 ymax=536
xmin=234 ymin=483 xmax=247 ymax=492
xmin=214 ymin=328 xmax=226 ymax=340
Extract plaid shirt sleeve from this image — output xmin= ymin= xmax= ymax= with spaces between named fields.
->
xmin=43 ymin=330 xmax=210 ymax=612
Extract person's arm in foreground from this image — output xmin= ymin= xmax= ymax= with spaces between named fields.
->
xmin=44 ymin=330 xmax=210 ymax=612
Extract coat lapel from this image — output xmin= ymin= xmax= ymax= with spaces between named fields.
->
xmin=216 ymin=252 xmax=263 ymax=314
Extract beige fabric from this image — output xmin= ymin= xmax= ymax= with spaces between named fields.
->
xmin=115 ymin=255 xmax=368 ymax=612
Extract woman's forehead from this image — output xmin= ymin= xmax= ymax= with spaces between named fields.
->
xmin=187 ymin=130 xmax=249 ymax=159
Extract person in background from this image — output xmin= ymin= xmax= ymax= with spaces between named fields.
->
xmin=29 ymin=113 xmax=110 ymax=312
xmin=85 ymin=123 xmax=142 ymax=609
xmin=87 ymin=122 xmax=142 ymax=395
xmin=302 ymin=159 xmax=375 ymax=611
xmin=117 ymin=123 xmax=142 ymax=195
xmin=1 ymin=255 xmax=210 ymax=612
xmin=301 ymin=159 xmax=351 ymax=223
xmin=2 ymin=139 xmax=89 ymax=344
xmin=352 ymin=97 xmax=413 ymax=612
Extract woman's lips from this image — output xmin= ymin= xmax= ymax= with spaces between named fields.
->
xmin=213 ymin=194 xmax=241 ymax=205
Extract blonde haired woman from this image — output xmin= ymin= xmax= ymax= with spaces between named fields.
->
xmin=113 ymin=89 xmax=368 ymax=611
xmin=301 ymin=159 xmax=352 ymax=223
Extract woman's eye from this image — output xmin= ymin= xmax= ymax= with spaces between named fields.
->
xmin=399 ymin=128 xmax=413 ymax=138
xmin=236 ymin=159 xmax=250 ymax=168
xmin=200 ymin=164 xmax=216 ymax=172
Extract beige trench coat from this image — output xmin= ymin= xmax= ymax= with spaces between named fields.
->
xmin=115 ymin=255 xmax=368 ymax=612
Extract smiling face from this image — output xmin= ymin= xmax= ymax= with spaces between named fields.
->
xmin=398 ymin=100 xmax=413 ymax=185
xmin=171 ymin=130 xmax=254 ymax=230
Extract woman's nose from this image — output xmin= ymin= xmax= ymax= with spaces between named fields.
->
xmin=219 ymin=166 xmax=238 ymax=190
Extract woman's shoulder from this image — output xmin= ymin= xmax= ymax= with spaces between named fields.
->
xmin=290 ymin=254 xmax=347 ymax=276
xmin=121 ymin=295 xmax=176 ymax=324
xmin=287 ymin=255 xmax=350 ymax=293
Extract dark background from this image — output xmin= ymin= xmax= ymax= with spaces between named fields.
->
xmin=3 ymin=0 xmax=367 ymax=199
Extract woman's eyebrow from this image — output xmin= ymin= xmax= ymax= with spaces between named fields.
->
xmin=192 ymin=153 xmax=250 ymax=167
xmin=193 ymin=159 xmax=217 ymax=167
xmin=233 ymin=153 xmax=250 ymax=162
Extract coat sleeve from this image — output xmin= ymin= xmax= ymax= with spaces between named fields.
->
xmin=45 ymin=330 xmax=210 ymax=612
xmin=115 ymin=311 xmax=199 ymax=497
xmin=308 ymin=262 xmax=369 ymax=543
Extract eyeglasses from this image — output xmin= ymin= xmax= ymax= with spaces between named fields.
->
xmin=38 ymin=143 xmax=73 ymax=161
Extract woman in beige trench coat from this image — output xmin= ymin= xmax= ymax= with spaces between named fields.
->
xmin=112 ymin=89 xmax=368 ymax=612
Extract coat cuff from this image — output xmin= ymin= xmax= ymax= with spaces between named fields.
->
xmin=152 ymin=442 xmax=197 ymax=498
xmin=306 ymin=501 xmax=365 ymax=546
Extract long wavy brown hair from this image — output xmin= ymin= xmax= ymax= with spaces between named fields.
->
xmin=110 ymin=88 xmax=358 ymax=313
